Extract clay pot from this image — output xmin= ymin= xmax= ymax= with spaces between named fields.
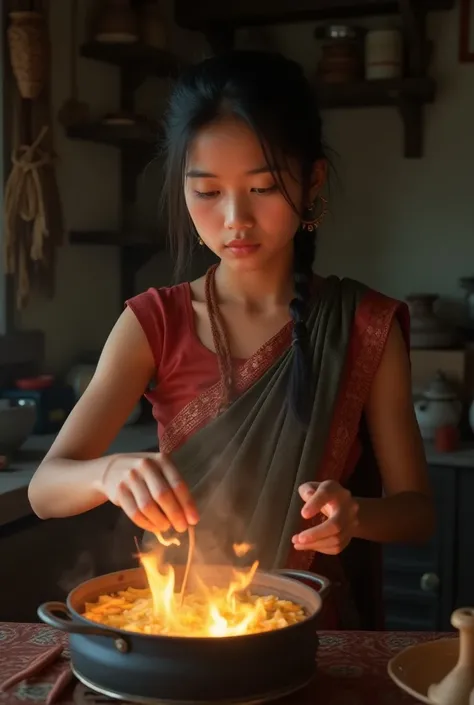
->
xmin=406 ymin=293 xmax=456 ymax=349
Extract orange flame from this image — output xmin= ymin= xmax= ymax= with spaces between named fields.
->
xmin=137 ymin=533 xmax=266 ymax=637
xmin=233 ymin=542 xmax=252 ymax=557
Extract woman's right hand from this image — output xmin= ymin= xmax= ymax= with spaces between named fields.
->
xmin=100 ymin=452 xmax=199 ymax=534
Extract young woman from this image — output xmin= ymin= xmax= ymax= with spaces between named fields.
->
xmin=28 ymin=51 xmax=433 ymax=630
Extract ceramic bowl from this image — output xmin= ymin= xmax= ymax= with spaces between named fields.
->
xmin=0 ymin=403 xmax=36 ymax=456
xmin=388 ymin=637 xmax=458 ymax=704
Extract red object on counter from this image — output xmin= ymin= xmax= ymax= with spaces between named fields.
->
xmin=435 ymin=425 xmax=460 ymax=453
xmin=15 ymin=375 xmax=54 ymax=391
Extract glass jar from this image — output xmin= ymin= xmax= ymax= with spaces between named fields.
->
xmin=316 ymin=25 xmax=363 ymax=84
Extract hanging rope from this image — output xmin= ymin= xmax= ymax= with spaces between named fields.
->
xmin=3 ymin=124 xmax=54 ymax=306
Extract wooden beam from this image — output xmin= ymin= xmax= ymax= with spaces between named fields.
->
xmin=120 ymin=246 xmax=156 ymax=306
xmin=399 ymin=100 xmax=424 ymax=158
xmin=204 ymin=24 xmax=236 ymax=54
xmin=317 ymin=77 xmax=435 ymax=109
xmin=0 ymin=3 xmax=14 ymax=334
xmin=398 ymin=0 xmax=429 ymax=76
xmin=175 ymin=0 xmax=455 ymax=31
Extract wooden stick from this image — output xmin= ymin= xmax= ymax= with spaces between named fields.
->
xmin=46 ymin=666 xmax=75 ymax=705
xmin=179 ymin=525 xmax=195 ymax=606
xmin=0 ymin=644 xmax=63 ymax=691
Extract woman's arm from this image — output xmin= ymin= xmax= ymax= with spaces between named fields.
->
xmin=354 ymin=317 xmax=434 ymax=543
xmin=293 ymin=318 xmax=435 ymax=554
xmin=28 ymin=307 xmax=156 ymax=519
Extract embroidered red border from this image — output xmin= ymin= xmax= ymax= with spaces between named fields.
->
xmin=286 ymin=290 xmax=407 ymax=571
xmin=160 ymin=322 xmax=292 ymax=454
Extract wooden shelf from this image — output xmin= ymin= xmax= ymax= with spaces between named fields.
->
xmin=315 ymin=77 xmax=435 ymax=157
xmin=69 ymin=41 xmax=180 ymax=305
xmin=317 ymin=77 xmax=436 ymax=109
xmin=172 ymin=0 xmax=443 ymax=158
xmin=66 ymin=121 xmax=158 ymax=149
xmin=175 ymin=0 xmax=454 ymax=31
xmin=80 ymin=41 xmax=184 ymax=78
xmin=70 ymin=230 xmax=165 ymax=248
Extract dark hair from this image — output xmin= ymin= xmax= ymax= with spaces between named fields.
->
xmin=162 ymin=50 xmax=325 ymax=425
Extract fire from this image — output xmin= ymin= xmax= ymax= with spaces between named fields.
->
xmin=134 ymin=532 xmax=266 ymax=637
xmin=82 ymin=532 xmax=307 ymax=637
xmin=233 ymin=542 xmax=252 ymax=557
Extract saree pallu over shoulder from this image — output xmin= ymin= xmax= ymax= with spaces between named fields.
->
xmin=161 ymin=276 xmax=409 ymax=575
xmin=286 ymin=283 xmax=409 ymax=630
xmin=286 ymin=283 xmax=409 ymax=574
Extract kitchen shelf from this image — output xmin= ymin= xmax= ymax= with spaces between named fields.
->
xmin=66 ymin=38 xmax=182 ymax=307
xmin=173 ymin=0 xmax=452 ymax=158
xmin=316 ymin=76 xmax=436 ymax=157
xmin=317 ymin=77 xmax=435 ymax=109
xmin=175 ymin=0 xmax=454 ymax=31
xmin=80 ymin=41 xmax=184 ymax=79
xmin=66 ymin=121 xmax=158 ymax=149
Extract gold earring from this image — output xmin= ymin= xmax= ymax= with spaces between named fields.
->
xmin=198 ymin=237 xmax=204 ymax=246
xmin=301 ymin=195 xmax=328 ymax=232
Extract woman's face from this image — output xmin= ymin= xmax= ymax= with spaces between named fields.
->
xmin=184 ymin=117 xmax=317 ymax=272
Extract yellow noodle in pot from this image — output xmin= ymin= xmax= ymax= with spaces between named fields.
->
xmin=82 ymin=586 xmax=307 ymax=638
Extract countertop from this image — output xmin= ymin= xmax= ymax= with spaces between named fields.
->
xmin=424 ymin=441 xmax=474 ymax=467
xmin=0 ymin=423 xmax=158 ymax=528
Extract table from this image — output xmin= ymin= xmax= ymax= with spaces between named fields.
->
xmin=0 ymin=623 xmax=450 ymax=704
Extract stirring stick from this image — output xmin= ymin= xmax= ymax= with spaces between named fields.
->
xmin=133 ymin=536 xmax=141 ymax=556
xmin=179 ymin=526 xmax=195 ymax=606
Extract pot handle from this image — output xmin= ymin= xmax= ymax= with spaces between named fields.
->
xmin=274 ymin=569 xmax=330 ymax=599
xmin=37 ymin=602 xmax=131 ymax=653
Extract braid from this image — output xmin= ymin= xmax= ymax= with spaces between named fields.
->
xmin=288 ymin=227 xmax=317 ymax=426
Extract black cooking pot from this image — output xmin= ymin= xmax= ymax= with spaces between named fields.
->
xmin=38 ymin=566 xmax=330 ymax=705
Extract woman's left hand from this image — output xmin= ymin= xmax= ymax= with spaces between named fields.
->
xmin=291 ymin=481 xmax=359 ymax=555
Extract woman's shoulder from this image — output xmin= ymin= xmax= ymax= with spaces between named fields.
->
xmin=321 ymin=274 xmax=404 ymax=308
xmin=329 ymin=275 xmax=409 ymax=346
xmin=315 ymin=274 xmax=408 ymax=338
xmin=126 ymin=280 xmax=191 ymax=316
xmin=125 ymin=281 xmax=193 ymax=356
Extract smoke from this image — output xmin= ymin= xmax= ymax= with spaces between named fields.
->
xmin=57 ymin=550 xmax=95 ymax=592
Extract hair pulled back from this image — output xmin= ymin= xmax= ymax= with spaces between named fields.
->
xmin=162 ymin=51 xmax=325 ymax=424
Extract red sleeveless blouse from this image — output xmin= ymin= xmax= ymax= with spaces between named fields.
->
xmin=127 ymin=282 xmax=408 ymax=461
xmin=127 ymin=283 xmax=242 ymax=441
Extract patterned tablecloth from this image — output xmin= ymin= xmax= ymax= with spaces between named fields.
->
xmin=0 ymin=623 xmax=450 ymax=705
